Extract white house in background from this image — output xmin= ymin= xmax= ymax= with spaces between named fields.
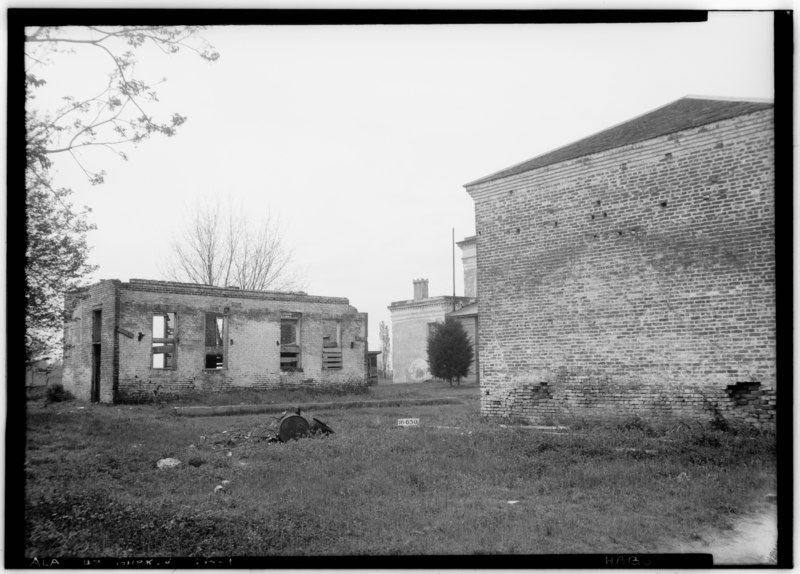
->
xmin=388 ymin=237 xmax=479 ymax=383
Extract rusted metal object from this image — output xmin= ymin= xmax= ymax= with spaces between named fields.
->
xmin=278 ymin=414 xmax=311 ymax=441
xmin=275 ymin=409 xmax=334 ymax=442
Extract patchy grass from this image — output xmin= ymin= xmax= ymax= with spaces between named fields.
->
xmin=24 ymin=388 xmax=775 ymax=557
xmin=157 ymin=380 xmax=476 ymax=407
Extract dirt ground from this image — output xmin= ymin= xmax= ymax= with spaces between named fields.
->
xmin=668 ymin=502 xmax=778 ymax=565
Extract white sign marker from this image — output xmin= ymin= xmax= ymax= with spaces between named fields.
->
xmin=397 ymin=418 xmax=420 ymax=426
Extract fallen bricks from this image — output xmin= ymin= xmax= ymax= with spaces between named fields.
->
xmin=174 ymin=396 xmax=462 ymax=417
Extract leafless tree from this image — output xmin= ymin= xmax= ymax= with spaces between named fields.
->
xmin=163 ymin=199 xmax=303 ymax=292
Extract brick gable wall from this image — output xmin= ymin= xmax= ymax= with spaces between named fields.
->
xmin=466 ymin=109 xmax=775 ymax=427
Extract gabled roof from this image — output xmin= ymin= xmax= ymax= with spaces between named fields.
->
xmin=465 ymin=96 xmax=773 ymax=187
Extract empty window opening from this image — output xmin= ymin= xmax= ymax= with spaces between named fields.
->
xmin=92 ymin=309 xmax=102 ymax=344
xmin=205 ymin=353 xmax=223 ymax=369
xmin=596 ymin=200 xmax=602 ymax=206
xmin=152 ymin=312 xmax=176 ymax=369
xmin=591 ymin=214 xmax=595 ymax=220
xmin=204 ymin=313 xmax=226 ymax=369
xmin=664 ymin=152 xmax=673 ymax=160
xmin=660 ymin=201 xmax=668 ymax=208
xmin=205 ymin=314 xmax=224 ymax=347
xmin=554 ymin=221 xmax=558 ymax=228
xmin=322 ymin=320 xmax=341 ymax=349
xmin=91 ymin=309 xmax=102 ymax=402
xmin=603 ymin=212 xmax=607 ymax=217
xmin=515 ymin=227 xmax=520 ymax=234
xmin=280 ymin=318 xmax=301 ymax=371
xmin=322 ymin=320 xmax=342 ymax=370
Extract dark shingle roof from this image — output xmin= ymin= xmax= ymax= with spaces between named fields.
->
xmin=465 ymin=96 xmax=773 ymax=187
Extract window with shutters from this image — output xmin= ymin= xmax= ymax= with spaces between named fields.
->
xmin=151 ymin=312 xmax=176 ymax=369
xmin=322 ymin=320 xmax=342 ymax=370
xmin=204 ymin=312 xmax=226 ymax=369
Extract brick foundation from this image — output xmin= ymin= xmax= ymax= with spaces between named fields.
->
xmin=482 ymin=380 xmax=775 ymax=428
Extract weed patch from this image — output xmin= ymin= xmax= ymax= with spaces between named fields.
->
xmin=45 ymin=384 xmax=73 ymax=403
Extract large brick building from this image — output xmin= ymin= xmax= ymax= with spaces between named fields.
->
xmin=464 ymin=96 xmax=775 ymax=426
xmin=62 ymin=279 xmax=369 ymax=403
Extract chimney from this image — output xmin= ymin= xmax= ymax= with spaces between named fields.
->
xmin=413 ymin=278 xmax=429 ymax=300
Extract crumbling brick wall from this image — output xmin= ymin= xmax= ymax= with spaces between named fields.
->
xmin=466 ymin=108 xmax=775 ymax=428
xmin=63 ymin=280 xmax=369 ymax=403
xmin=492 ymin=381 xmax=775 ymax=428
xmin=62 ymin=280 xmax=120 ymax=403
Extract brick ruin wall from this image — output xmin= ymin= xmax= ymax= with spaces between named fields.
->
xmin=62 ymin=281 xmax=369 ymax=403
xmin=467 ymin=110 xmax=775 ymax=428
xmin=62 ymin=280 xmax=120 ymax=403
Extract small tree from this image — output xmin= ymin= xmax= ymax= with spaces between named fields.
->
xmin=426 ymin=318 xmax=473 ymax=386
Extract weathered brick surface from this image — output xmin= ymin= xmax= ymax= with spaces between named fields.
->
xmin=62 ymin=280 xmax=369 ymax=403
xmin=466 ymin=109 xmax=775 ymax=428
xmin=62 ymin=280 xmax=120 ymax=402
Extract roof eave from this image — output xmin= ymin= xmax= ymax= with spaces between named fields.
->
xmin=463 ymin=95 xmax=774 ymax=189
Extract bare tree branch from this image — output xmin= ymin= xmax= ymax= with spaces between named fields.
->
xmin=26 ymin=26 xmax=217 ymax=185
xmin=162 ymin=200 xmax=303 ymax=292
xmin=24 ymin=26 xmax=219 ymax=362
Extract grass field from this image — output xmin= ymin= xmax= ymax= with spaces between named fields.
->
xmin=24 ymin=381 xmax=776 ymax=557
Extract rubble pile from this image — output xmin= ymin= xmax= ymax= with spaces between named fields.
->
xmin=200 ymin=409 xmax=334 ymax=450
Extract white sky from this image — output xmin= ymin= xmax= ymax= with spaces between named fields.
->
xmin=26 ymin=12 xmax=775 ymax=348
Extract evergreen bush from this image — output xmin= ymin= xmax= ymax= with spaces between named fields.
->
xmin=426 ymin=318 xmax=473 ymax=386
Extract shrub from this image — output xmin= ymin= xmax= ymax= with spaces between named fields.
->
xmin=426 ymin=318 xmax=473 ymax=386
xmin=46 ymin=383 xmax=73 ymax=402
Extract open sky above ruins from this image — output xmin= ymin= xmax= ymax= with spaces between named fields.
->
xmin=27 ymin=9 xmax=775 ymax=349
